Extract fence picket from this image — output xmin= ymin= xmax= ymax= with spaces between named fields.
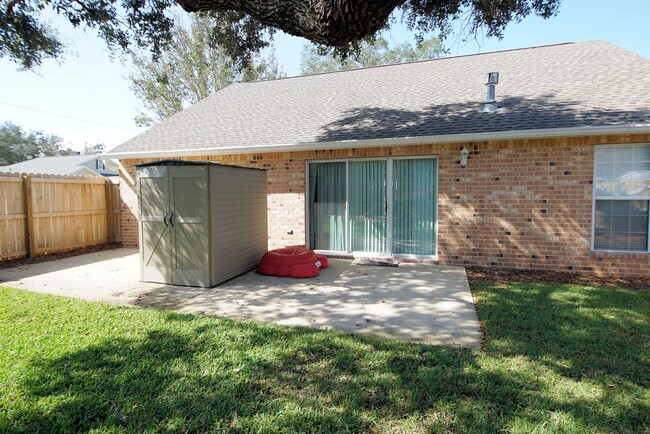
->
xmin=0 ymin=172 xmax=120 ymax=260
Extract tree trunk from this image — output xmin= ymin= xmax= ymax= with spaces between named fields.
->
xmin=177 ymin=0 xmax=407 ymax=46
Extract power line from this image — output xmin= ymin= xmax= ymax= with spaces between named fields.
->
xmin=77 ymin=58 xmax=128 ymax=79
xmin=0 ymin=101 xmax=140 ymax=132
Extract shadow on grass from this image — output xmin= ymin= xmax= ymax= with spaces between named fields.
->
xmin=8 ymin=314 xmax=487 ymax=433
xmin=8 ymin=283 xmax=650 ymax=433
xmin=474 ymin=282 xmax=649 ymax=383
xmin=473 ymin=281 xmax=650 ymax=429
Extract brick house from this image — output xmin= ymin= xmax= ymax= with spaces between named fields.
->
xmin=108 ymin=41 xmax=650 ymax=277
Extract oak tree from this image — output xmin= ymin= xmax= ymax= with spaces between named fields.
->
xmin=1 ymin=0 xmax=560 ymax=69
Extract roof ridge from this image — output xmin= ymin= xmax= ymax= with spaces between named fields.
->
xmin=241 ymin=41 xmax=597 ymax=84
xmin=109 ymin=39 xmax=650 ymax=157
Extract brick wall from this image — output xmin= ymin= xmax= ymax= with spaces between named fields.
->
xmin=119 ymin=133 xmax=650 ymax=277
xmin=118 ymin=161 xmax=139 ymax=247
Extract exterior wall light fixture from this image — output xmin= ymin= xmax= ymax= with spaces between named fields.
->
xmin=460 ymin=147 xmax=469 ymax=167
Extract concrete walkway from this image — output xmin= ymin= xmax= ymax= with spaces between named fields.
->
xmin=0 ymin=248 xmax=481 ymax=347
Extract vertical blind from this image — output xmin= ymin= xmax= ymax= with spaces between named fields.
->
xmin=392 ymin=158 xmax=437 ymax=255
xmin=309 ymin=158 xmax=437 ymax=256
xmin=308 ymin=162 xmax=346 ymax=251
xmin=349 ymin=160 xmax=387 ymax=253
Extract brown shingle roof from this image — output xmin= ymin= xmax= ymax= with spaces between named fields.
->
xmin=109 ymin=41 xmax=650 ymax=155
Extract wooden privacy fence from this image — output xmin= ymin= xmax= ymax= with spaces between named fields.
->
xmin=0 ymin=172 xmax=120 ymax=260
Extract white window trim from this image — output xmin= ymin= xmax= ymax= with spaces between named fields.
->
xmin=591 ymin=143 xmax=650 ymax=253
xmin=305 ymin=155 xmax=439 ymax=260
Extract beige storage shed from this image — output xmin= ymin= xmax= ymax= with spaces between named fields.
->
xmin=136 ymin=160 xmax=267 ymax=287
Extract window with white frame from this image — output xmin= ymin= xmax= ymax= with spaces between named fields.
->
xmin=593 ymin=144 xmax=650 ymax=252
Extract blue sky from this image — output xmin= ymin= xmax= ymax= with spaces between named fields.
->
xmin=1 ymin=1 xmax=648 ymax=153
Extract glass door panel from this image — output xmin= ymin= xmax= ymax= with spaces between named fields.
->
xmin=349 ymin=160 xmax=387 ymax=253
xmin=392 ymin=158 xmax=437 ymax=255
xmin=308 ymin=162 xmax=346 ymax=251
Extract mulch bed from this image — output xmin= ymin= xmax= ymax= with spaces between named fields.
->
xmin=466 ymin=266 xmax=650 ymax=290
xmin=0 ymin=242 xmax=123 ymax=270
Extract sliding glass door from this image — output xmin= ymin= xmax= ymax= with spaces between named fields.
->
xmin=308 ymin=162 xmax=346 ymax=251
xmin=392 ymin=158 xmax=437 ymax=255
xmin=349 ymin=160 xmax=387 ymax=253
xmin=308 ymin=157 xmax=437 ymax=257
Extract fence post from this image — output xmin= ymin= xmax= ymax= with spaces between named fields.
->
xmin=22 ymin=175 xmax=36 ymax=258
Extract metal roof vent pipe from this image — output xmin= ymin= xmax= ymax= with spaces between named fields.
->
xmin=480 ymin=72 xmax=500 ymax=113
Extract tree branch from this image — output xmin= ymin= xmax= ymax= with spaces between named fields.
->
xmin=5 ymin=0 xmax=25 ymax=15
xmin=177 ymin=0 xmax=406 ymax=46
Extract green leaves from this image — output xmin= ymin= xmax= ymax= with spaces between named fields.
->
xmin=300 ymin=36 xmax=444 ymax=75
xmin=2 ymin=1 xmax=562 ymax=71
xmin=400 ymin=0 xmax=561 ymax=42
xmin=0 ymin=0 xmax=176 ymax=69
xmin=0 ymin=2 xmax=65 ymax=70
xmin=0 ymin=122 xmax=76 ymax=165
xmin=128 ymin=13 xmax=283 ymax=126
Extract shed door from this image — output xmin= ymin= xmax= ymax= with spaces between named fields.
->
xmin=139 ymin=166 xmax=172 ymax=284
xmin=169 ymin=167 xmax=209 ymax=286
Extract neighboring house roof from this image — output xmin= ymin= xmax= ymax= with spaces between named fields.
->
xmin=0 ymin=155 xmax=118 ymax=177
xmin=109 ymin=40 xmax=650 ymax=158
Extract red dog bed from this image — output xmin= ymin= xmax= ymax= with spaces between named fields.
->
xmin=257 ymin=247 xmax=329 ymax=278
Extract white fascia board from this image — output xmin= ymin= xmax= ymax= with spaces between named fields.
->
xmin=106 ymin=124 xmax=650 ymax=159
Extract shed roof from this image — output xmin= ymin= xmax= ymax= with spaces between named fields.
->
xmin=134 ymin=159 xmax=265 ymax=170
xmin=109 ymin=40 xmax=650 ymax=157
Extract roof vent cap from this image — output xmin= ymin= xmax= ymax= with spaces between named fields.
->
xmin=480 ymin=72 xmax=501 ymax=113
xmin=485 ymin=72 xmax=499 ymax=87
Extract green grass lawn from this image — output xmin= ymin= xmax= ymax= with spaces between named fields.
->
xmin=0 ymin=281 xmax=648 ymax=433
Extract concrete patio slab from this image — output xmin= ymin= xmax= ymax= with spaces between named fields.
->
xmin=0 ymin=248 xmax=481 ymax=347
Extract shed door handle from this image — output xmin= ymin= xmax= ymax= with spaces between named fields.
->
xmin=163 ymin=212 xmax=168 ymax=226
xmin=169 ymin=211 xmax=174 ymax=228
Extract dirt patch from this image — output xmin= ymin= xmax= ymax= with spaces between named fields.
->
xmin=0 ymin=243 xmax=123 ymax=270
xmin=466 ymin=266 xmax=650 ymax=290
